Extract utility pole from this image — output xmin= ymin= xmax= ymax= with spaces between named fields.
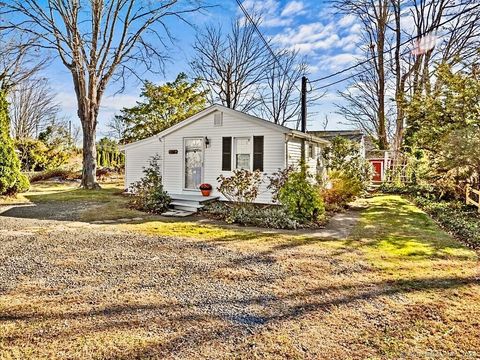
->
xmin=300 ymin=76 xmax=307 ymax=164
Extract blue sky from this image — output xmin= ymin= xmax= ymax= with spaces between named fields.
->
xmin=44 ymin=0 xmax=364 ymax=136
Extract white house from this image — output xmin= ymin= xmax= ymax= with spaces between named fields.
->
xmin=120 ymin=105 xmax=329 ymax=210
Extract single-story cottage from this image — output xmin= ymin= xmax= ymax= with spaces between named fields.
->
xmin=120 ymin=104 xmax=330 ymax=209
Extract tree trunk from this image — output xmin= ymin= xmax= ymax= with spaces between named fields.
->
xmin=81 ymin=128 xmax=98 ymax=189
xmin=71 ymin=65 xmax=101 ymax=190
xmin=80 ymin=113 xmax=100 ymax=189
xmin=377 ymin=2 xmax=388 ymax=150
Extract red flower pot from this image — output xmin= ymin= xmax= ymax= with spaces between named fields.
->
xmin=201 ymin=189 xmax=211 ymax=196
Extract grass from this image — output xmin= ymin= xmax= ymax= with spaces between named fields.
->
xmin=0 ymin=180 xmax=146 ymax=222
xmin=122 ymin=220 xmax=261 ymax=241
xmin=1 ymin=184 xmax=479 ymax=358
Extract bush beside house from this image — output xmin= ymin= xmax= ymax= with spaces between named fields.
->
xmin=209 ymin=167 xmax=326 ymax=229
xmin=129 ymin=155 xmax=170 ymax=213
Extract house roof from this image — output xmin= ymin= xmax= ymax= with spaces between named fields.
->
xmin=120 ymin=104 xmax=330 ymax=151
xmin=308 ymin=130 xmax=364 ymax=143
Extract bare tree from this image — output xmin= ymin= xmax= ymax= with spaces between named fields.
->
xmin=0 ymin=33 xmax=47 ymax=92
xmin=337 ymin=61 xmax=395 ymax=142
xmin=335 ymin=0 xmax=392 ymax=150
xmin=4 ymin=0 xmax=205 ymax=189
xmin=191 ymin=17 xmax=271 ymax=112
xmin=106 ymin=115 xmax=127 ymax=141
xmin=9 ymin=77 xmax=60 ymax=139
xmin=259 ymin=49 xmax=308 ymax=126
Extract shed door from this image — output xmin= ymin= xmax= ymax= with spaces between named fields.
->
xmin=184 ymin=138 xmax=203 ymax=190
xmin=371 ymin=161 xmax=382 ymax=182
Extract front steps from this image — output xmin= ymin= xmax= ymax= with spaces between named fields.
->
xmin=163 ymin=193 xmax=219 ymax=217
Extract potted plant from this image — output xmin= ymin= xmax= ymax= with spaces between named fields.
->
xmin=199 ymin=183 xmax=213 ymax=196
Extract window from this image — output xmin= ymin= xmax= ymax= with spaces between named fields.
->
xmin=309 ymin=144 xmax=315 ymax=158
xmin=235 ymin=137 xmax=251 ymax=170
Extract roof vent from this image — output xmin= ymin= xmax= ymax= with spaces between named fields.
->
xmin=214 ymin=112 xmax=223 ymax=126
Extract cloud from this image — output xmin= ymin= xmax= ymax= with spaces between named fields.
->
xmin=318 ymin=53 xmax=358 ymax=71
xmin=272 ymin=20 xmax=362 ymax=55
xmin=99 ymin=94 xmax=139 ymax=113
xmin=338 ymin=14 xmax=356 ymax=28
xmin=241 ymin=0 xmax=308 ymax=28
xmin=241 ymin=0 xmax=293 ymax=27
xmin=281 ymin=1 xmax=306 ymax=17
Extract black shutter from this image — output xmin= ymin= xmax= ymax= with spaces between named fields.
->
xmin=222 ymin=137 xmax=232 ymax=171
xmin=253 ymin=136 xmax=264 ymax=171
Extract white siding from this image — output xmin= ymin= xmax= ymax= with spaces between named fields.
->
xmin=161 ymin=111 xmax=286 ymax=204
xmin=124 ymin=139 xmax=163 ymax=189
xmin=287 ymin=138 xmax=302 ymax=168
xmin=287 ymin=138 xmax=326 ymax=180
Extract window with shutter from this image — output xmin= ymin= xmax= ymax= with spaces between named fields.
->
xmin=222 ymin=137 xmax=232 ymax=171
xmin=253 ymin=136 xmax=264 ymax=171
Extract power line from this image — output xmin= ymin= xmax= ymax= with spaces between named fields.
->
xmin=310 ymin=20 xmax=480 ymax=90
xmin=308 ymin=2 xmax=480 ymax=85
xmin=234 ymin=0 xmax=302 ymax=92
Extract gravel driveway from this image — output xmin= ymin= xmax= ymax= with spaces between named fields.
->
xmin=0 ymin=215 xmax=289 ymax=358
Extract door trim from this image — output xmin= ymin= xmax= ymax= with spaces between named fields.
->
xmin=183 ymin=137 xmax=205 ymax=191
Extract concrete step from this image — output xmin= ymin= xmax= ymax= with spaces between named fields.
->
xmin=170 ymin=201 xmax=204 ymax=209
xmin=162 ymin=209 xmax=194 ymax=217
xmin=169 ymin=193 xmax=219 ymax=213
xmin=169 ymin=193 xmax=219 ymax=203
xmin=170 ymin=200 xmax=205 ymax=213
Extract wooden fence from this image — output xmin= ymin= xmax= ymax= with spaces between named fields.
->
xmin=466 ymin=185 xmax=480 ymax=213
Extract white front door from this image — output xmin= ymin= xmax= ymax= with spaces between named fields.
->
xmin=184 ymin=138 xmax=204 ymax=190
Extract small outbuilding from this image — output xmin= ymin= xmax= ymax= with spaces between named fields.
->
xmin=120 ymin=104 xmax=329 ymax=207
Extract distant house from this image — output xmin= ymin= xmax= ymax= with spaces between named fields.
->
xmin=308 ymin=130 xmax=366 ymax=158
xmin=120 ymin=104 xmax=329 ymax=210
xmin=310 ymin=130 xmax=390 ymax=183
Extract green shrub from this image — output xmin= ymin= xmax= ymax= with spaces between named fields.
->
xmin=0 ymin=90 xmax=29 ymax=195
xmin=322 ymin=170 xmax=364 ymax=210
xmin=15 ymin=138 xmax=70 ymax=172
xmin=322 ymin=136 xmax=372 ymax=191
xmin=275 ymin=168 xmax=324 ymax=222
xmin=204 ymin=202 xmax=300 ymax=229
xmin=129 ymin=155 xmax=170 ymax=214
xmin=96 ymin=137 xmax=124 ymax=168
xmin=413 ymin=196 xmax=480 ymax=249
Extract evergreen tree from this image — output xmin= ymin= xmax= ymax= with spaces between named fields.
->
xmin=116 ymin=73 xmax=207 ymax=143
xmin=0 ymin=90 xmax=29 ymax=195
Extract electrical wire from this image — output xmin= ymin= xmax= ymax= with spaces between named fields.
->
xmin=309 ymin=14 xmax=480 ymax=90
xmin=235 ymin=0 xmax=302 ymax=92
xmin=308 ymin=2 xmax=480 ymax=85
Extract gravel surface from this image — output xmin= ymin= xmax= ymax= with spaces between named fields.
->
xmin=1 ymin=201 xmax=479 ymax=359
xmin=0 ymin=201 xmax=99 ymax=221
xmin=0 ymin=216 xmax=284 ymax=328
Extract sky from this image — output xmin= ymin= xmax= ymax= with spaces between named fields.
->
xmin=41 ymin=0 xmax=367 ymax=137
